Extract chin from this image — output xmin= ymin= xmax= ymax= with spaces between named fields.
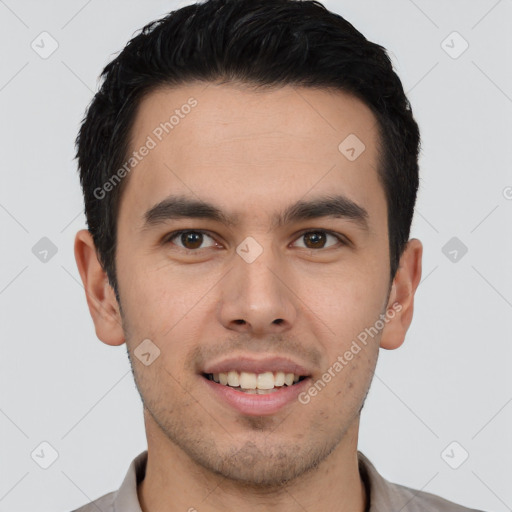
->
xmin=191 ymin=438 xmax=335 ymax=488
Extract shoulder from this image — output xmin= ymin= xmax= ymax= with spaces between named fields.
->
xmin=385 ymin=480 xmax=486 ymax=512
xmin=69 ymin=490 xmax=115 ymax=512
xmin=358 ymin=451 xmax=487 ymax=512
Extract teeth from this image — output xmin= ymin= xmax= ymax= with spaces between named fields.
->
xmin=274 ymin=372 xmax=285 ymax=386
xmin=227 ymin=370 xmax=239 ymax=387
xmin=209 ymin=370 xmax=304 ymax=390
xmin=239 ymin=372 xmax=257 ymax=389
xmin=257 ymin=372 xmax=274 ymax=390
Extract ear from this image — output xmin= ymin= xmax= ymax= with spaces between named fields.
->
xmin=74 ymin=229 xmax=125 ymax=346
xmin=380 ymin=238 xmax=423 ymax=350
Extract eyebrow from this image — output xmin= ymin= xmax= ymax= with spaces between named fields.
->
xmin=142 ymin=194 xmax=369 ymax=232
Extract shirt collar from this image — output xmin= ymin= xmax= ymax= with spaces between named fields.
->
xmin=112 ymin=450 xmax=147 ymax=512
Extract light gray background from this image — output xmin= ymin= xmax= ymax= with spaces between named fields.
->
xmin=1 ymin=0 xmax=511 ymax=511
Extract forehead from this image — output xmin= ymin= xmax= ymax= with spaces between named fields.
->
xmin=119 ymin=82 xmax=385 ymax=230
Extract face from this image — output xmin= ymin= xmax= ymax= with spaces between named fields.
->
xmin=110 ymin=83 xmax=395 ymax=484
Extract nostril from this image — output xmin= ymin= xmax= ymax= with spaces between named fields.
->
xmin=234 ymin=319 xmax=246 ymax=325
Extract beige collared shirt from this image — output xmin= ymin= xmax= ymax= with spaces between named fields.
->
xmin=71 ymin=450 xmax=484 ymax=512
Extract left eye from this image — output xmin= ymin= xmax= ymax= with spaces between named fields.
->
xmin=292 ymin=231 xmax=343 ymax=250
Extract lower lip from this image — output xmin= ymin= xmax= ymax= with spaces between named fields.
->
xmin=201 ymin=376 xmax=311 ymax=416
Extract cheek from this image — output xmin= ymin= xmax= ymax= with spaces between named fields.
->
xmin=118 ymin=255 xmax=198 ymax=334
xmin=119 ymin=271 xmax=169 ymax=338
xmin=302 ymin=265 xmax=388 ymax=340
xmin=118 ymin=258 xmax=219 ymax=375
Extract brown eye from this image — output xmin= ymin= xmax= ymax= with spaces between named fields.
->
xmin=181 ymin=231 xmax=203 ymax=249
xmin=293 ymin=231 xmax=343 ymax=249
xmin=167 ymin=230 xmax=216 ymax=250
xmin=304 ymin=232 xmax=326 ymax=248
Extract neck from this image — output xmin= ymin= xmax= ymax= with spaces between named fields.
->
xmin=138 ymin=414 xmax=367 ymax=512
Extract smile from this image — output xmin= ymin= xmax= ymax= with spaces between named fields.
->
xmin=204 ymin=371 xmax=307 ymax=394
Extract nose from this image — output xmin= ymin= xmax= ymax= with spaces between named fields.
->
xmin=217 ymin=246 xmax=298 ymax=335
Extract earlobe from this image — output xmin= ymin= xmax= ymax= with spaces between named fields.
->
xmin=74 ymin=229 xmax=125 ymax=346
xmin=380 ymin=238 xmax=423 ymax=350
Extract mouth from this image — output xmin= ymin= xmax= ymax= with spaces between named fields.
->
xmin=202 ymin=371 xmax=308 ymax=394
xmin=199 ymin=356 xmax=314 ymax=415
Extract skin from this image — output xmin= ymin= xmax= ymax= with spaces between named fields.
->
xmin=75 ymin=82 xmax=422 ymax=512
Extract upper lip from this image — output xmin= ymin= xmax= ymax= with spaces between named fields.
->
xmin=201 ymin=356 xmax=312 ymax=376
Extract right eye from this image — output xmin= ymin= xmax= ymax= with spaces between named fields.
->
xmin=165 ymin=230 xmax=218 ymax=250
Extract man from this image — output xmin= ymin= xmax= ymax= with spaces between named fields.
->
xmin=72 ymin=0 xmax=483 ymax=510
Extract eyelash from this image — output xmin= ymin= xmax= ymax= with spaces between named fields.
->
xmin=163 ymin=229 xmax=348 ymax=251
